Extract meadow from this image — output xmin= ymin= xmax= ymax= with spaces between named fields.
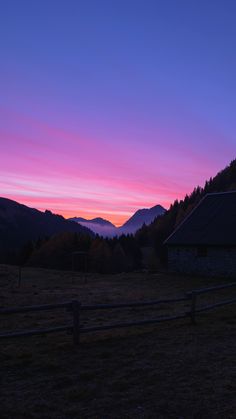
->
xmin=0 ymin=266 xmax=235 ymax=419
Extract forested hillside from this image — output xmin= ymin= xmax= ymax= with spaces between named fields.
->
xmin=0 ymin=198 xmax=93 ymax=264
xmin=136 ymin=159 xmax=236 ymax=261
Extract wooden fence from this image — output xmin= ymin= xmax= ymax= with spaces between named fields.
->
xmin=0 ymin=282 xmax=236 ymax=345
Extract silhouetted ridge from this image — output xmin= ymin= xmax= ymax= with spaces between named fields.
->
xmin=0 ymin=197 xmax=93 ymax=259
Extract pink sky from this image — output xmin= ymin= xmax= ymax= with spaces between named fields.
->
xmin=0 ymin=106 xmax=234 ymax=226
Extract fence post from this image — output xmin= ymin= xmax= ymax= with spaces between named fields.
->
xmin=190 ymin=292 xmax=197 ymax=325
xmin=71 ymin=300 xmax=81 ymax=345
xmin=18 ymin=265 xmax=22 ymax=287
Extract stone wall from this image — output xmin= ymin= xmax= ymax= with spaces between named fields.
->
xmin=168 ymin=246 xmax=236 ymax=277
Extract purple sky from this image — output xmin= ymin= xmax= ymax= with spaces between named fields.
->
xmin=0 ymin=1 xmax=235 ymax=225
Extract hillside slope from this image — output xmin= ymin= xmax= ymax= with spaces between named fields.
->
xmin=0 ymin=198 xmax=93 ymax=254
xmin=136 ymin=159 xmax=236 ymax=256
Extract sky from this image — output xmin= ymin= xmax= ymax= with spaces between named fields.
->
xmin=0 ymin=0 xmax=235 ymax=226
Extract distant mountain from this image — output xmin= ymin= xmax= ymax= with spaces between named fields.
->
xmin=0 ymin=197 xmax=93 ymax=255
xmin=70 ymin=217 xmax=115 ymax=227
xmin=69 ymin=216 xmax=116 ymax=236
xmin=69 ymin=204 xmax=166 ymax=237
xmin=120 ymin=205 xmax=166 ymax=235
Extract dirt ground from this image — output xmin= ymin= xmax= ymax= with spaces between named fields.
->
xmin=0 ymin=266 xmax=236 ymax=419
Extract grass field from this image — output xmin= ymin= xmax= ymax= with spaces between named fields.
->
xmin=0 ymin=266 xmax=236 ymax=419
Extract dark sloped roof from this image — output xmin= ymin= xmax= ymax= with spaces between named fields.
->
xmin=165 ymin=191 xmax=236 ymax=246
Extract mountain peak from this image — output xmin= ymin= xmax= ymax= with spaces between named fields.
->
xmin=121 ymin=205 xmax=166 ymax=231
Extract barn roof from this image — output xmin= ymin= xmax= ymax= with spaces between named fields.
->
xmin=165 ymin=191 xmax=236 ymax=246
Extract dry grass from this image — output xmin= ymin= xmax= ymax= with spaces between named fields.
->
xmin=0 ymin=266 xmax=236 ymax=418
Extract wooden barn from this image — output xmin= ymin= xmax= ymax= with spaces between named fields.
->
xmin=165 ymin=191 xmax=236 ymax=277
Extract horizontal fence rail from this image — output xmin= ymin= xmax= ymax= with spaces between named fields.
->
xmin=81 ymin=314 xmax=188 ymax=334
xmin=81 ymin=297 xmax=188 ymax=311
xmin=0 ymin=326 xmax=72 ymax=339
xmin=196 ymin=298 xmax=236 ymax=313
xmin=0 ymin=302 xmax=71 ymax=315
xmin=187 ymin=282 xmax=236 ymax=295
xmin=0 ymin=281 xmax=236 ymax=345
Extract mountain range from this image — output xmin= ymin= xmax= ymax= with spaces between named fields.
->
xmin=69 ymin=204 xmax=166 ymax=237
